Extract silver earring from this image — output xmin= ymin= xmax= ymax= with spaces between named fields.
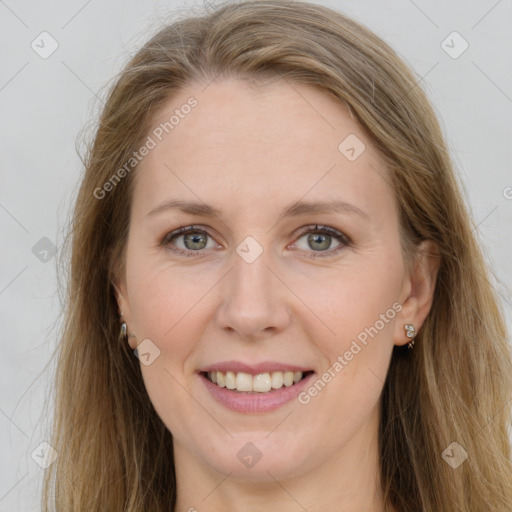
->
xmin=404 ymin=324 xmax=416 ymax=349
xmin=120 ymin=321 xmax=127 ymax=339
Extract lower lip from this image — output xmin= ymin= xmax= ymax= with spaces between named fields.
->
xmin=199 ymin=372 xmax=315 ymax=413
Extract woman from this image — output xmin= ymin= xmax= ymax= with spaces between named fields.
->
xmin=42 ymin=1 xmax=512 ymax=510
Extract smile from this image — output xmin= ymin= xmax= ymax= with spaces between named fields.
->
xmin=203 ymin=370 xmax=314 ymax=393
xmin=199 ymin=369 xmax=316 ymax=413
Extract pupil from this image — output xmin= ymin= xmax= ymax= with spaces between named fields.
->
xmin=308 ymin=233 xmax=331 ymax=251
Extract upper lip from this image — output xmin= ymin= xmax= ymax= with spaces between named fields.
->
xmin=198 ymin=361 xmax=314 ymax=375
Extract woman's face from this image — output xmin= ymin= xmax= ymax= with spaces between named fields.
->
xmin=115 ymin=77 xmax=433 ymax=483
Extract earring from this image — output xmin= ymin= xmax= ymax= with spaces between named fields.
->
xmin=404 ymin=324 xmax=416 ymax=349
xmin=120 ymin=321 xmax=127 ymax=339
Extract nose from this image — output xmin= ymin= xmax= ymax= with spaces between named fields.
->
xmin=215 ymin=249 xmax=291 ymax=341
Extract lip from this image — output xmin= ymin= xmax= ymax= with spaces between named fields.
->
xmin=198 ymin=360 xmax=313 ymax=374
xmin=199 ymin=371 xmax=316 ymax=413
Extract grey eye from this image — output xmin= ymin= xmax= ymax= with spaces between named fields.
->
xmin=295 ymin=232 xmax=342 ymax=252
xmin=169 ymin=230 xmax=217 ymax=251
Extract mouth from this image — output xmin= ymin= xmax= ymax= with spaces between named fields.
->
xmin=201 ymin=370 xmax=315 ymax=393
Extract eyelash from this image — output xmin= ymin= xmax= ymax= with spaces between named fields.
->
xmin=160 ymin=224 xmax=351 ymax=259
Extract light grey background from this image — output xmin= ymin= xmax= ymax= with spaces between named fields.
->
xmin=1 ymin=0 xmax=511 ymax=510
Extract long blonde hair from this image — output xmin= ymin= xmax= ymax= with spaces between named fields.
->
xmin=42 ymin=1 xmax=512 ymax=510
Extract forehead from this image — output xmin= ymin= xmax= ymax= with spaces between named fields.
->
xmin=131 ymin=77 xmax=395 ymax=224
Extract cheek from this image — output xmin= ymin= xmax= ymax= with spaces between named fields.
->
xmin=125 ymin=240 xmax=216 ymax=342
xmin=126 ymin=264 xmax=212 ymax=436
xmin=294 ymin=254 xmax=404 ymax=349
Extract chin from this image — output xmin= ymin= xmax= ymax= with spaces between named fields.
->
xmin=199 ymin=432 xmax=315 ymax=481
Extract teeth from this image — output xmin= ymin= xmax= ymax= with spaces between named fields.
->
xmin=271 ymin=371 xmax=283 ymax=389
xmin=236 ymin=372 xmax=253 ymax=392
xmin=225 ymin=371 xmax=236 ymax=390
xmin=206 ymin=370 xmax=307 ymax=393
xmin=253 ymin=373 xmax=271 ymax=392
xmin=283 ymin=371 xmax=294 ymax=387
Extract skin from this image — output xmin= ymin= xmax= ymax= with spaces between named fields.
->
xmin=114 ymin=77 xmax=439 ymax=511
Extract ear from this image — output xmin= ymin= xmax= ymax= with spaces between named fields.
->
xmin=393 ymin=240 xmax=441 ymax=347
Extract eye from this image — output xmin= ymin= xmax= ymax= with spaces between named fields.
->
xmin=292 ymin=225 xmax=350 ymax=257
xmin=161 ymin=225 xmax=219 ymax=257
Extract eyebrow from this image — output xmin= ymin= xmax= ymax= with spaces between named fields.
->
xmin=146 ymin=199 xmax=369 ymax=221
